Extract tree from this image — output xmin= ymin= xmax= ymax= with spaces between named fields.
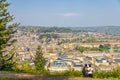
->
xmin=99 ymin=44 xmax=109 ymax=53
xmin=76 ymin=46 xmax=85 ymax=53
xmin=0 ymin=0 xmax=17 ymax=70
xmin=34 ymin=46 xmax=45 ymax=72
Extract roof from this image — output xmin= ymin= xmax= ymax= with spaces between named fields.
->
xmin=50 ymin=60 xmax=67 ymax=67
xmin=114 ymin=59 xmax=120 ymax=63
xmin=73 ymin=62 xmax=83 ymax=67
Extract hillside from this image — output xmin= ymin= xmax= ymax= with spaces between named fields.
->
xmin=70 ymin=26 xmax=120 ymax=34
xmin=19 ymin=26 xmax=120 ymax=35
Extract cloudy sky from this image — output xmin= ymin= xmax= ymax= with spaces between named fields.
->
xmin=8 ymin=0 xmax=120 ymax=27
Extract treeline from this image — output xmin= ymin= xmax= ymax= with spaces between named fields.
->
xmin=76 ymin=44 xmax=111 ymax=53
xmin=19 ymin=26 xmax=120 ymax=35
xmin=70 ymin=26 xmax=120 ymax=35
xmin=18 ymin=26 xmax=72 ymax=33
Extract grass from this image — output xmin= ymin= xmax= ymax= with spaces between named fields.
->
xmin=0 ymin=71 xmax=118 ymax=80
xmin=5 ymin=63 xmax=120 ymax=80
xmin=0 ymin=77 xmax=30 ymax=80
xmin=49 ymin=71 xmax=83 ymax=77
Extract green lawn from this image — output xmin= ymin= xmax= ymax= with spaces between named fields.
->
xmin=0 ymin=77 xmax=30 ymax=80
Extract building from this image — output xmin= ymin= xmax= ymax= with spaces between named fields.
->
xmin=48 ymin=60 xmax=69 ymax=72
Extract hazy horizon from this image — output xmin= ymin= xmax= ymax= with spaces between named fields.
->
xmin=8 ymin=0 xmax=120 ymax=27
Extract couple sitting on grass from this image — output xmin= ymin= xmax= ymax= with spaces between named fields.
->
xmin=82 ymin=64 xmax=93 ymax=78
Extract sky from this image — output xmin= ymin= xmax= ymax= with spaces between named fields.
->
xmin=8 ymin=0 xmax=120 ymax=27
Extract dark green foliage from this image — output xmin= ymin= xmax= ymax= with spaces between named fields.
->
xmin=76 ymin=45 xmax=112 ymax=53
xmin=76 ymin=46 xmax=85 ymax=53
xmin=93 ymin=67 xmax=120 ymax=79
xmin=99 ymin=44 xmax=110 ymax=52
xmin=0 ymin=77 xmax=31 ymax=80
xmin=41 ymin=27 xmax=72 ymax=33
xmin=94 ymin=71 xmax=120 ymax=79
xmin=76 ymin=46 xmax=99 ymax=53
xmin=50 ymin=71 xmax=83 ymax=77
xmin=0 ymin=0 xmax=17 ymax=70
xmin=18 ymin=26 xmax=72 ymax=33
xmin=34 ymin=46 xmax=45 ymax=72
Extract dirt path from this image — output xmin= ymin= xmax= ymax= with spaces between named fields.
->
xmin=0 ymin=72 xmax=108 ymax=80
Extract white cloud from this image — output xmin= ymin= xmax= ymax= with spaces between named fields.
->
xmin=58 ymin=13 xmax=81 ymax=17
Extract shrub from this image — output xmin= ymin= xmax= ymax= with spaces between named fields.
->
xmin=49 ymin=71 xmax=83 ymax=77
xmin=93 ymin=67 xmax=120 ymax=79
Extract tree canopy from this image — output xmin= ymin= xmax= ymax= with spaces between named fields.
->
xmin=34 ymin=46 xmax=45 ymax=72
xmin=0 ymin=0 xmax=17 ymax=70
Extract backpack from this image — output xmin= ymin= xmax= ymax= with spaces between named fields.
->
xmin=82 ymin=67 xmax=87 ymax=74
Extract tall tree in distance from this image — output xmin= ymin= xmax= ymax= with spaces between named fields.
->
xmin=34 ymin=46 xmax=45 ymax=72
xmin=0 ymin=0 xmax=18 ymax=70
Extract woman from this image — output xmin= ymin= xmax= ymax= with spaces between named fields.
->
xmin=87 ymin=64 xmax=93 ymax=78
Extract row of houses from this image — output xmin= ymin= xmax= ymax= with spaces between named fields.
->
xmin=44 ymin=51 xmax=120 ymax=72
xmin=7 ymin=30 xmax=40 ymax=62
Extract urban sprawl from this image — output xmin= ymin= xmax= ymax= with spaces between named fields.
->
xmin=5 ymin=27 xmax=120 ymax=72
